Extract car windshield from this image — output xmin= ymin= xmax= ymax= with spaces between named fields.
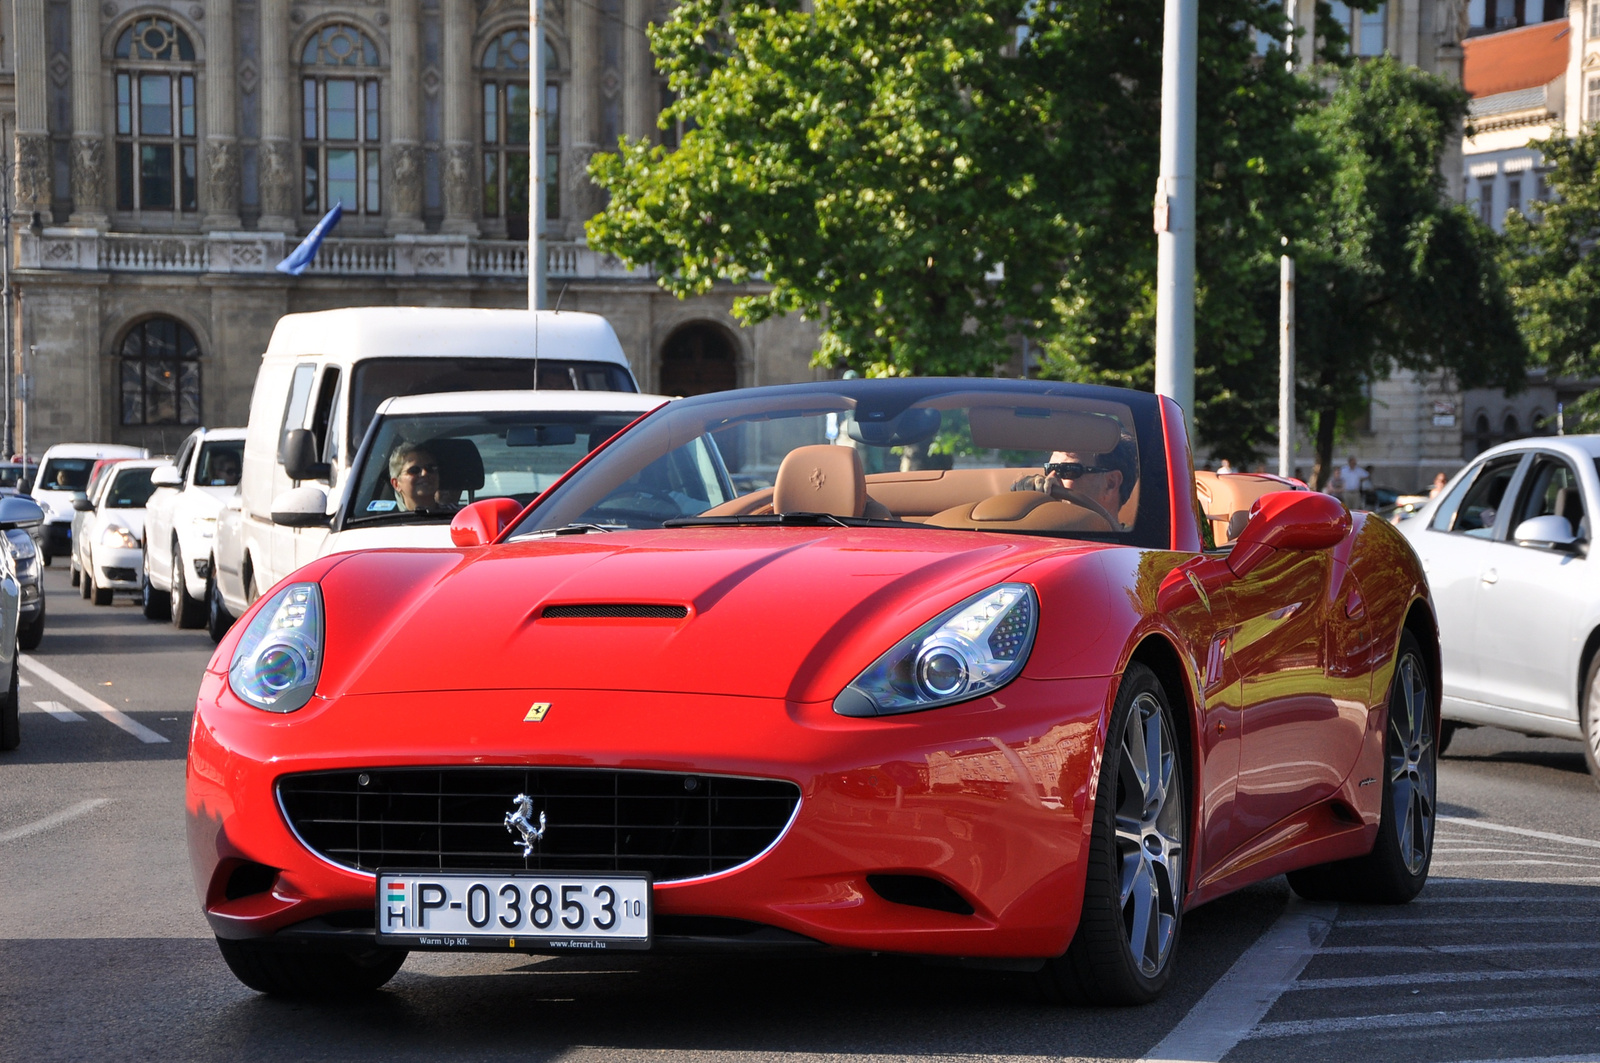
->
xmin=39 ymin=458 xmax=93 ymax=491
xmin=0 ymin=465 xmax=33 ymax=488
xmin=509 ymin=379 xmax=1170 ymax=547
xmin=104 ymin=467 xmax=156 ymax=509
xmin=345 ymin=409 xmax=645 ymax=526
xmin=195 ymin=440 xmax=243 ymax=487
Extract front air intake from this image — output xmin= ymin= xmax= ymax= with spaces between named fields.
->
xmin=541 ymin=603 xmax=689 ymax=619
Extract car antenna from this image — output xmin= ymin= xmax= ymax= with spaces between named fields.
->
xmin=553 ymin=282 xmax=570 ymax=313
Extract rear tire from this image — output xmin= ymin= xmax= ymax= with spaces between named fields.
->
xmin=206 ymin=569 xmax=233 ymax=644
xmin=0 ymin=655 xmax=18 ymax=751
xmin=1287 ymin=630 xmax=1435 ymax=904
xmin=170 ymin=545 xmax=204 ymax=629
xmin=214 ymin=937 xmax=407 ymax=997
xmin=1038 ymin=662 xmax=1187 ymax=1006
xmin=141 ymin=566 xmax=170 ymax=621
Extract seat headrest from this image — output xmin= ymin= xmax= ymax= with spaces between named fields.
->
xmin=420 ymin=438 xmax=485 ymax=492
xmin=773 ymin=445 xmax=866 ymax=518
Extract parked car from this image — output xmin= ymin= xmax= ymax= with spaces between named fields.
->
xmin=1399 ymin=436 xmax=1600 ymax=774
xmin=30 ymin=443 xmax=147 ymax=564
xmin=191 ymin=377 xmax=1438 ymax=1003
xmin=72 ymin=460 xmax=161 ymax=606
xmin=140 ymin=427 xmax=245 ymax=630
xmin=0 ymin=494 xmax=47 ymax=750
xmin=211 ymin=308 xmax=641 ymax=625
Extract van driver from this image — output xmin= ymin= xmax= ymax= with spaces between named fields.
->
xmin=389 ymin=443 xmax=450 ymax=512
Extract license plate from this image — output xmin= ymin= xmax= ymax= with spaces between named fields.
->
xmin=375 ymin=871 xmax=651 ymax=950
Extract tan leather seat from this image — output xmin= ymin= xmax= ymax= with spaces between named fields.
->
xmin=924 ymin=490 xmax=1114 ymax=533
xmin=1194 ymin=470 xmax=1303 ymax=545
xmin=772 ymin=445 xmax=892 ymax=518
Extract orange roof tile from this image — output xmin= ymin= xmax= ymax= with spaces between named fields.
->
xmin=1463 ymin=21 xmax=1571 ymax=98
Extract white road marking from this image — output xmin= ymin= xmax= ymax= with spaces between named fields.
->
xmin=1440 ymin=816 xmax=1600 ymax=851
xmin=18 ymin=675 xmax=30 ymax=687
xmin=0 ymin=798 xmax=111 ymax=844
xmin=18 ymin=655 xmax=167 ymax=744
xmin=1248 ymin=1003 xmax=1600 ymax=1038
xmin=1318 ymin=941 xmax=1600 ymax=955
xmin=33 ymin=700 xmax=83 ymax=722
xmin=1409 ymin=894 xmax=1600 ymax=905
xmin=1138 ymin=898 xmax=1336 ymax=1063
xmin=1288 ymin=966 xmax=1600 ymax=990
xmin=1447 ymin=1056 xmax=1600 ymax=1063
xmin=1335 ymin=913 xmax=1577 ymax=928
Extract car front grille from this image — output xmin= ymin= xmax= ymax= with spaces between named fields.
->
xmin=101 ymin=566 xmax=137 ymax=582
xmin=277 ymin=768 xmax=801 ymax=883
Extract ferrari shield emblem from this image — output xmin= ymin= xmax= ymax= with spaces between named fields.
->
xmin=523 ymin=702 xmax=551 ymax=722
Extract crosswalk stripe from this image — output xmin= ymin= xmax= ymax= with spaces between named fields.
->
xmin=17 ymin=655 xmax=167 ymax=744
xmin=1439 ymin=816 xmax=1600 ymax=851
xmin=33 ymin=700 xmax=83 ymax=722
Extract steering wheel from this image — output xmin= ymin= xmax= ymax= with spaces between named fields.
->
xmin=1046 ymin=484 xmax=1120 ymax=531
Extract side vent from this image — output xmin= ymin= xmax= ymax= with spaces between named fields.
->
xmin=224 ymin=861 xmax=280 ymax=901
xmin=542 ymin=604 xmax=689 ymax=619
xmin=867 ymin=874 xmax=976 ymax=916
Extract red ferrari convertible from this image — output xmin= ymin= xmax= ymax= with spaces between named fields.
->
xmin=187 ymin=378 xmax=1438 ymax=1005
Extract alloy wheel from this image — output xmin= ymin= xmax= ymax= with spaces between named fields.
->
xmin=1389 ymin=651 xmax=1435 ymax=877
xmin=1113 ymin=691 xmax=1184 ymax=977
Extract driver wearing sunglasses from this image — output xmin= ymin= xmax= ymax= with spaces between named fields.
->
xmin=1013 ymin=443 xmax=1136 ymax=527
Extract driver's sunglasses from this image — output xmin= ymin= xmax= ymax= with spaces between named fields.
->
xmin=403 ymin=463 xmax=438 ymax=477
xmin=1044 ymin=461 xmax=1111 ymax=479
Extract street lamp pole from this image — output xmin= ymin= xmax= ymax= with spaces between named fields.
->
xmin=528 ymin=0 xmax=547 ymax=311
xmin=0 ymin=130 xmax=13 ymax=462
xmin=1153 ymin=0 xmax=1198 ymax=433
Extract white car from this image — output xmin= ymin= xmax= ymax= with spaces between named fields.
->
xmin=212 ymin=389 xmax=668 ymax=633
xmin=71 ymin=459 xmax=162 ymax=606
xmin=30 ymin=443 xmax=146 ymax=564
xmin=140 ymin=427 xmax=245 ymax=631
xmin=1398 ymin=435 xmax=1600 ymax=778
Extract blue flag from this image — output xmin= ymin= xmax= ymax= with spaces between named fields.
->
xmin=275 ymin=202 xmax=343 ymax=276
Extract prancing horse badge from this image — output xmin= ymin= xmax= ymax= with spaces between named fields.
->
xmin=523 ymin=702 xmax=551 ymax=722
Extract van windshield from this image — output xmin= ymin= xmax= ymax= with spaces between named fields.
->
xmin=349 ymin=358 xmax=638 ymax=450
xmin=38 ymin=458 xmax=94 ymax=491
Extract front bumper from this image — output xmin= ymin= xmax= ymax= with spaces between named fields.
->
xmin=187 ymin=674 xmax=1113 ymax=958
xmin=95 ymin=545 xmax=143 ymax=591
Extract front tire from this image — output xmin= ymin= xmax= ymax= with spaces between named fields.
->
xmin=89 ymin=567 xmax=112 ymax=607
xmin=69 ymin=563 xmax=79 ymax=588
xmin=1579 ymin=651 xmax=1600 ymax=787
xmin=0 ymin=655 xmax=18 ymax=751
xmin=214 ymin=937 xmax=407 ymax=997
xmin=1039 ymin=662 xmax=1187 ymax=1006
xmin=1288 ymin=630 xmax=1435 ymax=904
xmin=17 ymin=598 xmax=45 ymax=651
xmin=170 ymin=545 xmax=204 ymax=629
xmin=206 ymin=569 xmax=233 ymax=644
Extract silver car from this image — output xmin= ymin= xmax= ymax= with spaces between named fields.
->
xmin=0 ymin=494 xmax=47 ymax=749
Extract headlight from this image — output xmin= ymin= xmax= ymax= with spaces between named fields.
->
xmin=834 ymin=583 xmax=1038 ymax=717
xmin=100 ymin=524 xmax=139 ymax=549
xmin=227 ymin=582 xmax=324 ymax=713
xmin=5 ymin=528 xmax=35 ymax=560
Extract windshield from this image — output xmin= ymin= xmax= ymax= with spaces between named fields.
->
xmin=345 ymin=409 xmax=645 ymax=526
xmin=509 ymin=379 xmax=1170 ymax=546
xmin=0 ymin=466 xmax=33 ymax=487
xmin=349 ymin=358 xmax=638 ymax=451
xmin=104 ymin=467 xmax=156 ymax=509
xmin=195 ymin=440 xmax=243 ymax=487
xmin=38 ymin=458 xmax=94 ymax=491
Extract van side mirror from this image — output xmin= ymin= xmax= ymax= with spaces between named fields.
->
xmin=281 ymin=428 xmax=331 ymax=483
xmin=1228 ymin=490 xmax=1351 ymax=577
xmin=270 ymin=485 xmax=331 ymax=528
xmin=0 ymin=495 xmax=45 ymax=529
xmin=450 ymin=498 xmax=524 ymax=547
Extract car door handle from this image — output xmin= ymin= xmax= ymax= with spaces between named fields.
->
xmin=1480 ymin=568 xmax=1498 ymax=584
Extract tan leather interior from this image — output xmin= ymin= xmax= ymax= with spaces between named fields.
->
xmin=772 ymin=445 xmax=894 ymax=518
xmin=924 ymin=490 xmax=1115 ymax=533
xmin=1194 ymin=470 xmax=1302 ymax=545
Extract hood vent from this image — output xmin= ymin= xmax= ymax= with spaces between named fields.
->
xmin=541 ymin=603 xmax=689 ymax=619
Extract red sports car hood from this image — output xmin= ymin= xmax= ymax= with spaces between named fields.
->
xmin=313 ymin=527 xmax=1101 ymax=702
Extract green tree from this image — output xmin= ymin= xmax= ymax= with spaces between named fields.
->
xmin=1292 ymin=58 xmax=1524 ymax=485
xmin=1502 ymin=129 xmax=1600 ymax=428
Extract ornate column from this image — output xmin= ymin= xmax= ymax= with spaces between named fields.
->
xmin=387 ymin=0 xmax=424 ymax=232
xmin=203 ymin=0 xmax=241 ymax=230
xmin=440 ymin=0 xmax=478 ymax=234
xmin=568 ymin=0 xmax=601 ymax=225
xmin=13 ymin=0 xmax=50 ymax=219
xmin=257 ymin=0 xmax=296 ymax=231
xmin=68 ymin=0 xmax=106 ymax=227
xmin=622 ymin=0 xmax=654 ymax=142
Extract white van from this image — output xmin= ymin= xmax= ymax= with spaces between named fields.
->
xmin=214 ymin=306 xmax=639 ymax=607
xmin=31 ymin=443 xmax=148 ymax=564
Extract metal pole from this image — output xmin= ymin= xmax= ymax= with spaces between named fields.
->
xmin=1 ymin=132 xmax=12 ymax=462
xmin=21 ymin=343 xmax=31 ymax=467
xmin=1278 ymin=255 xmax=1296 ymax=478
xmin=1153 ymin=0 xmax=1198 ymax=431
xmin=529 ymin=0 xmax=547 ymax=311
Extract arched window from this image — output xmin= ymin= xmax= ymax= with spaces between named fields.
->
xmin=113 ymin=18 xmax=199 ymax=215
xmin=1504 ymin=413 xmax=1520 ymax=440
xmin=482 ymin=29 xmax=555 ymax=237
xmin=301 ymin=24 xmax=383 ymax=215
xmin=1473 ymin=413 xmax=1492 ymax=456
xmin=120 ymin=317 xmax=201 ymax=426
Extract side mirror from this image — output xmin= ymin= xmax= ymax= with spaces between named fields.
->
xmin=270 ymin=485 xmax=331 ymax=528
xmin=1228 ymin=490 xmax=1351 ymax=577
xmin=71 ymin=496 xmax=96 ymax=512
xmin=280 ymin=428 xmax=331 ymax=483
xmin=0 ymin=495 xmax=45 ymax=529
xmin=450 ymin=497 xmax=524 ymax=547
xmin=1512 ymin=514 xmax=1580 ymax=550
xmin=150 ymin=463 xmax=184 ymax=488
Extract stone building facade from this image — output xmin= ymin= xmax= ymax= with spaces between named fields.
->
xmin=0 ymin=0 xmax=822 ymax=456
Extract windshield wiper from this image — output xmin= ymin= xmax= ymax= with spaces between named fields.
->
xmin=663 ymin=512 xmax=892 ymax=529
xmin=536 ymin=522 xmax=626 ymax=536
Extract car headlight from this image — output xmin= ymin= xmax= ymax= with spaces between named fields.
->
xmin=100 ymin=524 xmax=139 ymax=549
xmin=5 ymin=528 xmax=35 ymax=560
xmin=227 ymin=582 xmax=324 ymax=713
xmin=833 ymin=583 xmax=1038 ymax=717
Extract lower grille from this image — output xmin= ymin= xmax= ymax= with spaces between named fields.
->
xmin=101 ymin=566 xmax=137 ymax=581
xmin=277 ymin=768 xmax=801 ymax=883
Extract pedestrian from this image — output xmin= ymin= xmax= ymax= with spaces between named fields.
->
xmin=1429 ymin=472 xmax=1448 ymax=498
xmin=1216 ymin=459 xmax=1234 ymax=475
xmin=1331 ymin=456 xmax=1370 ymax=510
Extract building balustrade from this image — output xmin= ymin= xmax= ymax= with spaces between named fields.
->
xmin=16 ymin=228 xmax=649 ymax=281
